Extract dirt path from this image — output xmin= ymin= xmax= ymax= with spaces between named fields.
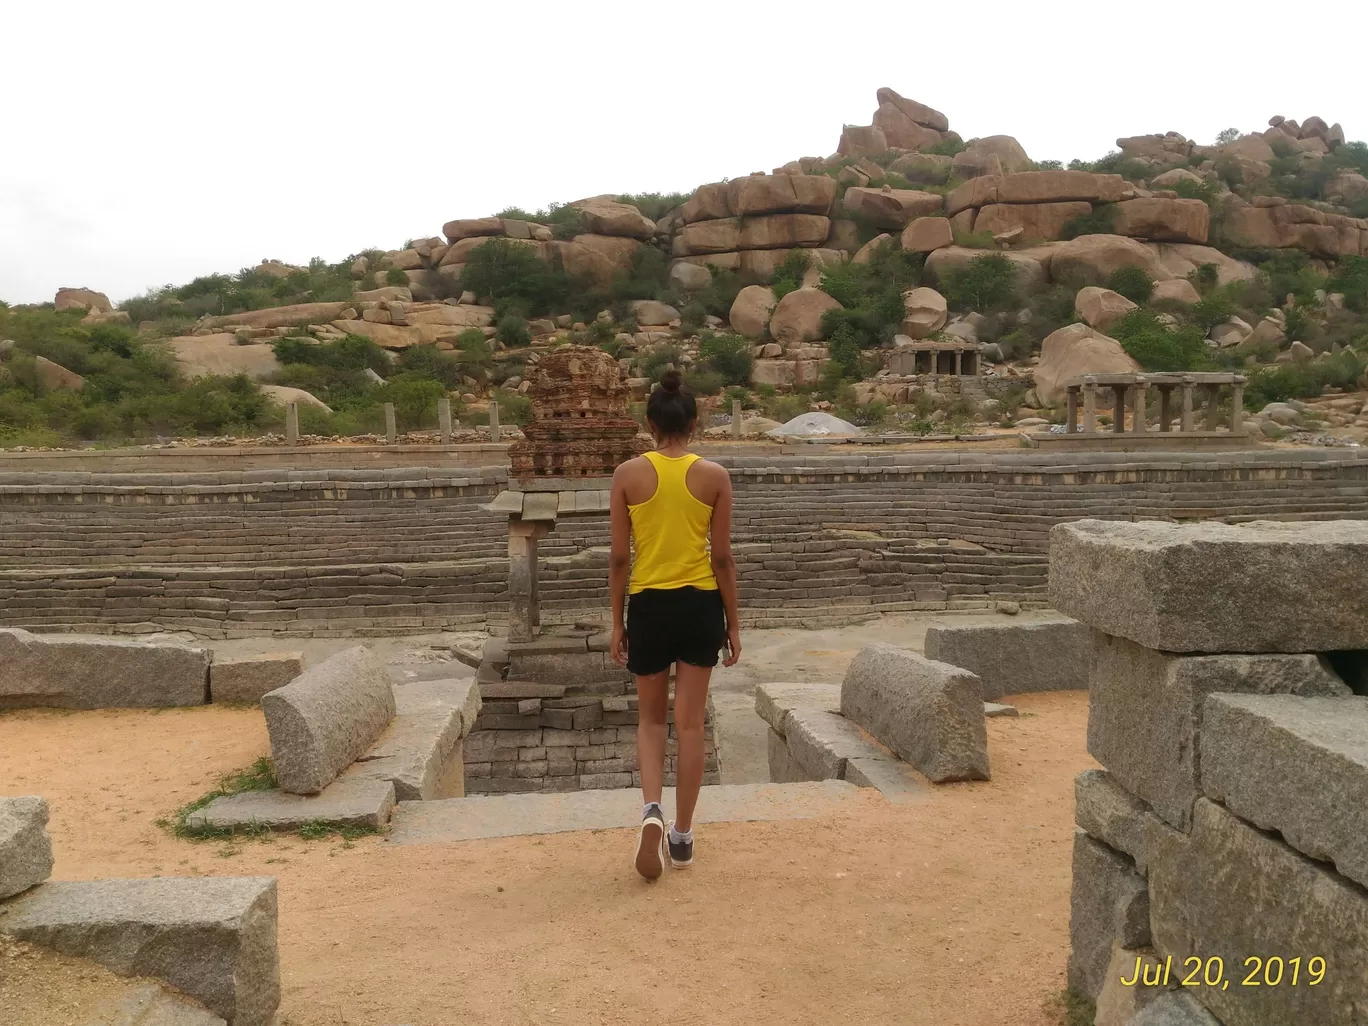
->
xmin=0 ymin=678 xmax=1092 ymax=1026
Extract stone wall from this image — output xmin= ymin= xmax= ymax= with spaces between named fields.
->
xmin=1 ymin=451 xmax=1366 ymax=635
xmin=1051 ymin=520 xmax=1368 ymax=1025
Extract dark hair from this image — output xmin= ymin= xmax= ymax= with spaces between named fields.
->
xmin=645 ymin=369 xmax=697 ymax=439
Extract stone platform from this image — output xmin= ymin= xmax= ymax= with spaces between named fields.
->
xmin=387 ymin=780 xmax=867 ymax=844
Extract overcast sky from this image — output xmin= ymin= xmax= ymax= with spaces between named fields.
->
xmin=2 ymin=0 xmax=1364 ymax=306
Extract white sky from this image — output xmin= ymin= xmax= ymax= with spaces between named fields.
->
xmin=2 ymin=0 xmax=1364 ymax=306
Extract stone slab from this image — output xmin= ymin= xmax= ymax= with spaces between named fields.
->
xmin=506 ymin=649 xmax=630 ymax=688
xmin=1128 ymin=992 xmax=1222 ymax=1026
xmin=388 ymin=780 xmax=867 ymax=844
xmin=185 ymin=776 xmax=395 ymax=833
xmin=841 ymin=756 xmax=925 ymax=801
xmin=983 ymin=702 xmax=1018 ymax=718
xmin=1088 ymin=632 xmax=1349 ymax=829
xmin=1149 ymin=798 xmax=1368 ymax=1026
xmin=0 ymin=877 xmax=279 ymax=1026
xmin=767 ymin=727 xmax=807 ymax=783
xmin=261 ymin=645 xmax=396 ymax=795
xmin=1049 ymin=519 xmax=1368 ymax=653
xmin=0 ymin=795 xmax=53 ymax=899
xmin=208 ymin=653 xmax=303 ymax=705
xmin=86 ymin=981 xmax=227 ymax=1026
xmin=0 ymin=627 xmax=209 ymax=709
xmin=923 ymin=618 xmax=1091 ymax=698
xmin=1093 ymin=944 xmax=1170 ymax=1026
xmin=1201 ymin=693 xmax=1368 ymax=889
xmin=840 ymin=643 xmax=989 ymax=782
xmin=480 ymin=681 xmax=566 ymax=699
xmin=1067 ymin=830 xmax=1150 ymax=1003
xmin=754 ymin=681 xmax=841 ymax=734
xmin=1074 ymin=768 xmax=1156 ymax=877
xmin=348 ymin=680 xmax=477 ymax=800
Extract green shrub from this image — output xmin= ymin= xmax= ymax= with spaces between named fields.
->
xmin=1244 ymin=349 xmax=1367 ymax=408
xmin=758 ymin=393 xmax=808 ymax=423
xmin=376 ymin=373 xmax=447 ymax=430
xmin=1168 ymin=177 xmax=1220 ymax=207
xmin=722 ymin=385 xmax=751 ymax=409
xmin=1106 ymin=266 xmax=1155 ymax=304
xmin=694 ymin=265 xmax=743 ymax=319
xmin=1257 ymin=250 xmax=1326 ymax=307
xmin=606 ymin=245 xmax=673 ymax=304
xmin=825 ymin=325 xmax=863 ymax=380
xmin=642 ymin=343 xmax=684 ymax=381
xmin=396 ymin=345 xmax=465 ymax=389
xmin=490 ymin=388 xmax=533 ymax=425
xmin=940 ymin=253 xmax=1018 ymax=312
xmin=1190 ymin=290 xmax=1236 ymax=330
xmin=769 ymin=251 xmax=810 ymax=300
xmin=1110 ymin=310 xmax=1210 ymax=371
xmin=679 ymin=300 xmax=708 ymax=335
xmin=615 ymin=192 xmax=689 ymax=222
xmin=924 ymin=138 xmax=967 ymax=157
xmin=816 ymin=241 xmax=924 ymax=348
xmin=1059 ymin=203 xmax=1117 ymax=240
xmin=698 ymin=331 xmax=754 ymax=386
xmin=1327 ymin=256 xmax=1368 ymax=313
xmin=496 ymin=313 xmax=532 ymax=347
xmin=385 ymin=268 xmax=409 ymax=287
xmin=952 ymin=229 xmax=997 ymax=249
xmin=685 ymin=368 xmax=724 ymax=395
xmin=1189 ymin=263 xmax=1220 ymax=295
xmin=459 ymin=238 xmax=573 ymax=315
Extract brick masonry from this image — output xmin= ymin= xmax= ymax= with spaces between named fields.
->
xmin=1 ymin=451 xmax=1366 ymax=635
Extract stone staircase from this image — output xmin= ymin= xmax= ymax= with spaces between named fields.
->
xmin=386 ymin=780 xmax=869 ymax=844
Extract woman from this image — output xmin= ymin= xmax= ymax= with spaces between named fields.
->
xmin=609 ymin=369 xmax=741 ymax=881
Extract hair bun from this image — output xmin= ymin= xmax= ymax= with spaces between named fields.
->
xmin=660 ymin=369 xmax=682 ymax=394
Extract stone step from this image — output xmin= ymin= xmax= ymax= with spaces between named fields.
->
xmin=387 ymin=780 xmax=866 ymax=844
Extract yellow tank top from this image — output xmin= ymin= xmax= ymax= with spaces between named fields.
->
xmin=627 ymin=451 xmax=718 ymax=594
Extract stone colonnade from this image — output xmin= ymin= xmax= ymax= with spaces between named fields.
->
xmin=1063 ymin=373 xmax=1245 ymax=436
xmin=284 ymin=399 xmax=502 ymax=445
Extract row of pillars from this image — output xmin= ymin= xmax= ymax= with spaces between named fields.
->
xmin=1064 ymin=377 xmax=1244 ymax=435
xmin=283 ymin=399 xmax=502 ymax=446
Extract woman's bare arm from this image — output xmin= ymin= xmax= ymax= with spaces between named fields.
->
xmin=708 ymin=463 xmax=741 ymax=666
xmin=608 ymin=464 xmax=633 ymax=667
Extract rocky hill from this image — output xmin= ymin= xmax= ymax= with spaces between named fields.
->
xmin=2 ymin=87 xmax=1367 ymax=448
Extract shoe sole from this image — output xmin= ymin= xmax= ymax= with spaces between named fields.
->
xmin=635 ymin=819 xmax=665 ymax=880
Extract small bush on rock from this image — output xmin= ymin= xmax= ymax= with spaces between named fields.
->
xmin=1106 ymin=266 xmax=1155 ymax=304
xmin=698 ymin=331 xmax=754 ymax=386
xmin=496 ymin=312 xmax=532 ymax=347
xmin=1059 ymin=204 xmax=1117 ymax=240
xmin=385 ymin=268 xmax=409 ymax=287
xmin=1327 ymin=256 xmax=1368 ymax=313
xmin=941 ymin=253 xmax=1017 ymax=313
xmin=769 ymin=251 xmax=810 ymax=300
xmin=1244 ymin=348 xmax=1367 ymax=408
xmin=684 ymin=368 xmax=724 ymax=395
xmin=642 ymin=343 xmax=684 ymax=382
xmin=1110 ymin=309 xmax=1209 ymax=371
xmin=460 ymin=238 xmax=573 ymax=315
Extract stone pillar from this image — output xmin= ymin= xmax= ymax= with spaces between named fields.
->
xmin=1066 ymin=387 xmax=1080 ymax=433
xmin=1131 ymin=377 xmax=1149 ymax=434
xmin=1230 ymin=376 xmax=1245 ymax=434
xmin=954 ymin=350 xmax=963 ymax=376
xmin=489 ymin=401 xmax=501 ymax=443
xmin=507 ymin=520 xmax=547 ymax=642
xmin=285 ymin=402 xmax=299 ymax=447
xmin=731 ymin=399 xmax=743 ymax=441
xmin=1082 ymin=377 xmax=1098 ymax=433
xmin=438 ymin=398 xmax=452 ymax=445
xmin=384 ymin=403 xmax=397 ymax=444
xmin=1157 ymin=386 xmax=1172 ymax=432
xmin=1112 ymin=385 xmax=1127 ymax=433
xmin=1204 ymin=384 xmax=1220 ymax=431
xmin=1180 ymin=376 xmax=1195 ymax=433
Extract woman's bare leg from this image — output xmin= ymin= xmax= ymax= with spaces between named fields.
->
xmin=635 ymin=670 xmax=670 ymax=806
xmin=671 ymin=662 xmax=713 ymax=832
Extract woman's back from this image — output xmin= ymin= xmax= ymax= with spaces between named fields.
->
xmin=625 ymin=450 xmax=718 ymax=594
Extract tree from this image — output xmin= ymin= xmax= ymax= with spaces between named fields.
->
xmin=1215 ymin=127 xmax=1241 ymax=147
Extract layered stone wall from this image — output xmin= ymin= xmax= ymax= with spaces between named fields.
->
xmin=1 ymin=450 xmax=1366 ymax=635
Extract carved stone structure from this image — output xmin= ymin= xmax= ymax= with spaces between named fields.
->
xmin=508 ymin=346 xmax=647 ymax=478
xmin=887 ymin=339 xmax=984 ymax=376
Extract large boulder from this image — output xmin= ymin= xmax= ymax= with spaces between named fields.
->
xmin=261 ymin=645 xmax=396 ymax=795
xmin=1112 ymin=198 xmax=1209 ymax=244
xmin=1074 ymin=287 xmax=1139 ymax=333
xmin=557 ymin=235 xmax=642 ymax=285
xmin=571 ymin=197 xmax=655 ymax=240
xmin=668 ymin=260 xmax=712 ymax=291
xmin=169 ymin=334 xmax=282 ymax=381
xmin=210 ymin=654 xmax=305 ymax=705
xmin=923 ymin=619 xmax=1092 ymax=699
xmin=888 ymin=152 xmax=954 ymax=185
xmin=678 ymin=182 xmax=732 ymax=224
xmin=1146 ymin=243 xmax=1256 ymax=287
xmin=1324 ymin=171 xmax=1368 ymax=205
xmin=632 ymin=300 xmax=680 ymax=326
xmin=737 ymin=213 xmax=830 ymax=250
xmin=955 ymin=135 xmax=1032 ymax=175
xmin=872 ymin=102 xmax=943 ymax=151
xmin=973 ymin=201 xmax=1091 ymax=242
xmin=54 ymin=287 xmax=112 ymax=313
xmin=441 ymin=216 xmax=504 ymax=243
xmin=837 ymin=124 xmax=889 ymax=158
xmin=1048 ymin=234 xmax=1171 ymax=287
xmin=0 ymin=628 xmax=210 ymax=710
xmin=1150 ymin=278 xmax=1201 ymax=305
xmin=1223 ymin=133 xmax=1276 ymax=162
xmin=673 ymin=218 xmax=742 ymax=256
xmin=259 ymin=385 xmax=331 ymax=414
xmin=900 ymin=287 xmax=948 ymax=339
xmin=840 ymin=643 xmax=989 ymax=783
xmin=842 ymin=187 xmax=944 ymax=228
xmin=1033 ymin=323 xmax=1141 ymax=405
xmin=727 ymin=174 xmax=836 ymax=216
xmin=852 ymin=233 xmax=893 ymax=263
xmin=900 ymin=216 xmax=953 ymax=253
xmin=32 ymin=356 xmax=85 ymax=392
xmin=201 ymin=302 xmax=350 ymax=331
xmin=995 ymin=171 xmax=1128 ymax=204
xmin=0 ymin=797 xmax=52 ymax=899
xmin=875 ymin=87 xmax=949 ymax=132
xmin=729 ymin=285 xmax=779 ymax=339
xmin=767 ymin=288 xmax=842 ymax=344
xmin=1149 ymin=167 xmax=1205 ymax=189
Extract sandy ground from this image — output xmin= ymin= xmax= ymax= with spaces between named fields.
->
xmin=0 ymin=613 xmax=1094 ymax=1026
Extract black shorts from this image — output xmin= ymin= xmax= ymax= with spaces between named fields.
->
xmin=625 ymin=586 xmax=726 ymax=676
